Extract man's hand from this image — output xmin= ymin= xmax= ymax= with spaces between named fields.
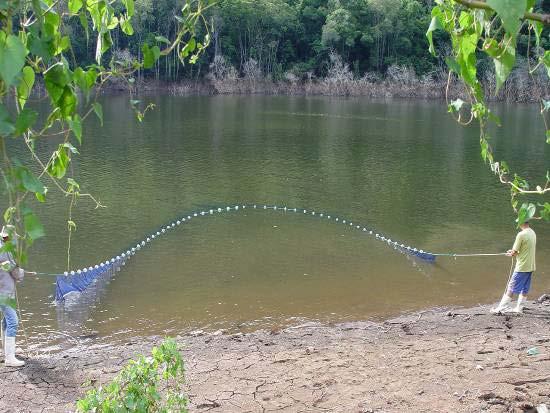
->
xmin=506 ymin=249 xmax=517 ymax=257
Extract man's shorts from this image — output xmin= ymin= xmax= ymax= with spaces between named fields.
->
xmin=508 ymin=271 xmax=533 ymax=294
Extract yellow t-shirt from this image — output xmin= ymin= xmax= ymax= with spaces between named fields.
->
xmin=512 ymin=227 xmax=536 ymax=272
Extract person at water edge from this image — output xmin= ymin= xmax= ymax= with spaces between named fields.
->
xmin=0 ymin=225 xmax=26 ymax=367
xmin=491 ymin=221 xmax=536 ymax=314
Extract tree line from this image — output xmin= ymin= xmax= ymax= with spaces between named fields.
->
xmin=64 ymin=0 xmax=442 ymax=82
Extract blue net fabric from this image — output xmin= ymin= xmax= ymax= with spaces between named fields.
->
xmin=55 ymin=265 xmax=114 ymax=301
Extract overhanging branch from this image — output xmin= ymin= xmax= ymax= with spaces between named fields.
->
xmin=454 ymin=0 xmax=550 ymax=25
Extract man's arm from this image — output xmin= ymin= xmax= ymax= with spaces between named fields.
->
xmin=507 ymin=233 xmax=523 ymax=256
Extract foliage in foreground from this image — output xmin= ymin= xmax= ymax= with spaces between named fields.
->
xmin=0 ymin=0 xmax=211 ymax=267
xmin=427 ymin=0 xmax=549 ymax=225
xmin=76 ymin=338 xmax=188 ymax=413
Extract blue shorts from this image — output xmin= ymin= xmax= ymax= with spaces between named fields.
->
xmin=508 ymin=271 xmax=532 ymax=295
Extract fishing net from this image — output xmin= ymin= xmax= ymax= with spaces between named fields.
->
xmin=53 ymin=203 xmax=442 ymax=305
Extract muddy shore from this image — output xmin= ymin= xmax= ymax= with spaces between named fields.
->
xmin=1 ymin=301 xmax=549 ymax=413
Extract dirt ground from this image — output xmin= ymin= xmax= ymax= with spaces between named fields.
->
xmin=0 ymin=301 xmax=549 ymax=413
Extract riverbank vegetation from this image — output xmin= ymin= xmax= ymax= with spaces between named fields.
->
xmin=68 ymin=0 xmax=550 ymax=102
xmin=427 ymin=0 xmax=549 ymax=223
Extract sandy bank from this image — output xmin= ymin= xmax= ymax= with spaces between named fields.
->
xmin=1 ymin=301 xmax=549 ymax=412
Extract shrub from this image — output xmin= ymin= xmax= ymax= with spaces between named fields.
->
xmin=76 ymin=338 xmax=187 ymax=413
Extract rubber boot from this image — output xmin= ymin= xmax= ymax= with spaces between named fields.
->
xmin=490 ymin=294 xmax=512 ymax=313
xmin=511 ymin=294 xmax=526 ymax=313
xmin=4 ymin=337 xmax=25 ymax=367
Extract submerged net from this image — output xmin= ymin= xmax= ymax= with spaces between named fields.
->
xmin=54 ymin=203 xmax=441 ymax=304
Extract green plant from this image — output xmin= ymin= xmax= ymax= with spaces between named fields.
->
xmin=76 ymin=338 xmax=188 ymax=413
xmin=426 ymin=0 xmax=549 ymax=225
xmin=0 ymin=0 xmax=212 ymax=268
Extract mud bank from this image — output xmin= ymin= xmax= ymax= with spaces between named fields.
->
xmin=1 ymin=302 xmax=549 ymax=413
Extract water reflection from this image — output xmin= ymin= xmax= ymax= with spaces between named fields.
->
xmin=2 ymin=96 xmax=547 ymax=349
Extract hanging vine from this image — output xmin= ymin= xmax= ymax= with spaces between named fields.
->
xmin=0 ymin=0 xmax=214 ymax=266
xmin=426 ymin=0 xmax=549 ymax=225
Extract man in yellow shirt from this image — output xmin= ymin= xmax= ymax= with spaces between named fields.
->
xmin=491 ymin=221 xmax=536 ymax=314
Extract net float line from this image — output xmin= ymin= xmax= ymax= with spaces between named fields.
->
xmin=48 ymin=203 xmax=506 ymax=302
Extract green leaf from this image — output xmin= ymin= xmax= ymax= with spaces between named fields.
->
xmin=35 ymin=192 xmax=46 ymax=203
xmin=426 ymin=7 xmax=444 ymax=56
xmin=86 ymin=69 xmax=98 ymax=88
xmin=3 ymin=206 xmax=15 ymax=223
xmin=444 ymin=57 xmax=460 ymax=75
xmin=47 ymin=145 xmax=71 ymax=179
xmin=68 ymin=0 xmax=83 ymax=13
xmin=120 ymin=17 xmax=134 ymax=35
xmin=107 ymin=15 xmax=119 ymax=30
xmin=484 ymin=36 xmax=516 ymax=92
xmin=56 ymin=36 xmax=71 ymax=55
xmin=516 ymin=202 xmax=536 ymax=226
xmin=92 ymin=102 xmax=103 ymax=126
xmin=0 ymin=34 xmax=28 ymax=86
xmin=15 ymin=108 xmax=38 ymax=136
xmin=67 ymin=115 xmax=82 ymax=144
xmin=67 ymin=177 xmax=80 ymax=192
xmin=18 ymin=166 xmax=45 ymax=194
xmin=458 ymin=11 xmax=473 ymax=30
xmin=59 ymin=87 xmax=77 ymax=118
xmin=486 ymin=0 xmax=526 ymax=39
xmin=74 ymin=68 xmax=97 ymax=102
xmin=128 ymin=0 xmax=135 ymax=16
xmin=101 ymin=31 xmax=113 ymax=54
xmin=480 ymin=138 xmax=489 ymax=162
xmin=456 ymin=32 xmax=479 ymax=90
xmin=0 ymin=103 xmax=15 ymax=136
xmin=540 ymin=202 xmax=550 ymax=221
xmin=79 ymin=11 xmax=89 ymax=41
xmin=28 ymin=32 xmax=55 ymax=62
xmin=493 ymin=47 xmax=515 ymax=92
xmin=546 ymin=129 xmax=550 ymax=144
xmin=181 ymin=39 xmax=196 ymax=58
xmin=73 ymin=68 xmax=87 ymax=95
xmin=23 ymin=209 xmax=45 ymax=241
xmin=142 ymin=44 xmax=157 ymax=69
xmin=543 ymin=50 xmax=550 ymax=78
xmin=17 ymin=66 xmax=35 ymax=109
xmin=44 ymin=11 xmax=60 ymax=34
xmin=44 ymin=63 xmax=71 ymax=104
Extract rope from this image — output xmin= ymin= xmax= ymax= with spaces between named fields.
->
xmin=14 ymin=283 xmax=34 ymax=360
xmin=431 ymin=253 xmax=508 ymax=257
xmin=502 ymin=256 xmax=516 ymax=296
xmin=25 ymin=271 xmax=58 ymax=277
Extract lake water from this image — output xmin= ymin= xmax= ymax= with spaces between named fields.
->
xmin=10 ymin=95 xmax=549 ymax=350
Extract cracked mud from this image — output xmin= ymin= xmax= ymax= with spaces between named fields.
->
xmin=1 ymin=303 xmax=549 ymax=412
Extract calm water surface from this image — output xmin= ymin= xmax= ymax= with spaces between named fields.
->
xmin=10 ymin=95 xmax=549 ymax=350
